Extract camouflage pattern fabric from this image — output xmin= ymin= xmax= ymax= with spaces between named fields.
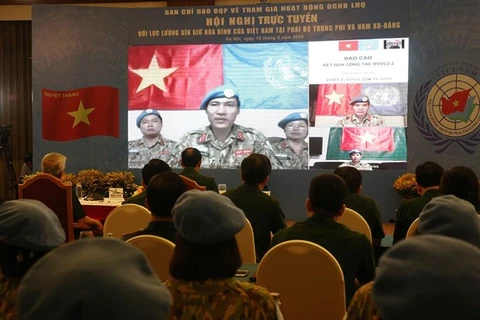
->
xmin=345 ymin=281 xmax=377 ymax=320
xmin=336 ymin=114 xmax=385 ymax=127
xmin=128 ymin=135 xmax=176 ymax=169
xmin=164 ymin=278 xmax=277 ymax=320
xmin=0 ymin=275 xmax=19 ymax=320
xmin=271 ymin=139 xmax=309 ymax=170
xmin=339 ymin=161 xmax=373 ymax=171
xmin=168 ymin=124 xmax=282 ymax=169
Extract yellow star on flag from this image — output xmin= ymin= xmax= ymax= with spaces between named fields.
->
xmin=453 ymin=100 xmax=460 ymax=107
xmin=131 ymin=55 xmax=178 ymax=93
xmin=67 ymin=101 xmax=95 ymax=128
xmin=325 ymin=90 xmax=344 ymax=105
xmin=359 ymin=131 xmax=375 ymax=144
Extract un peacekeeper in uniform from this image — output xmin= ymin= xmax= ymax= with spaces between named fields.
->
xmin=128 ymin=109 xmax=176 ymax=169
xmin=169 ymin=85 xmax=282 ymax=169
xmin=339 ymin=149 xmax=373 ymax=171
xmin=337 ymin=95 xmax=385 ymax=127
xmin=272 ymin=112 xmax=309 ymax=169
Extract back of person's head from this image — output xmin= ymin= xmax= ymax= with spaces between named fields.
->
xmin=373 ymin=235 xmax=480 ymax=320
xmin=309 ymin=174 xmax=347 ymax=216
xmin=41 ymin=152 xmax=66 ymax=178
xmin=141 ymin=159 xmax=171 ymax=185
xmin=18 ymin=238 xmax=171 ymax=320
xmin=0 ymin=199 xmax=65 ymax=279
xmin=241 ymin=154 xmax=271 ymax=185
xmin=170 ymin=190 xmax=245 ymax=280
xmin=418 ymin=195 xmax=480 ymax=247
xmin=24 ymin=153 xmax=33 ymax=163
xmin=147 ymin=172 xmax=187 ymax=217
xmin=415 ymin=161 xmax=444 ymax=188
xmin=333 ymin=166 xmax=362 ymax=193
xmin=181 ymin=148 xmax=202 ymax=168
xmin=440 ymin=166 xmax=479 ymax=210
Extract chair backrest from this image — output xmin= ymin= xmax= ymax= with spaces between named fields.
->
xmin=179 ymin=175 xmax=207 ymax=191
xmin=18 ymin=173 xmax=73 ymax=242
xmin=235 ymin=218 xmax=256 ymax=263
xmin=257 ymin=240 xmax=346 ymax=320
xmin=103 ymin=204 xmax=151 ymax=239
xmin=406 ymin=218 xmax=419 ymax=238
xmin=337 ymin=208 xmax=373 ymax=243
xmin=126 ymin=235 xmax=175 ymax=281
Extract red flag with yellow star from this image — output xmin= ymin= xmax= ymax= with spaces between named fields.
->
xmin=340 ymin=127 xmax=394 ymax=152
xmin=42 ymin=86 xmax=119 ymax=141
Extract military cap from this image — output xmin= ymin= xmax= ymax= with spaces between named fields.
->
xmin=172 ymin=190 xmax=246 ymax=244
xmin=199 ymin=85 xmax=240 ymax=110
xmin=136 ymin=109 xmax=162 ymax=128
xmin=277 ymin=112 xmax=308 ymax=129
xmin=350 ymin=95 xmax=370 ymax=105
xmin=349 ymin=149 xmax=362 ymax=156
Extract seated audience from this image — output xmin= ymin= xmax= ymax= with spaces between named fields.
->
xmin=333 ymin=166 xmax=385 ymax=247
xmin=179 ymin=147 xmax=219 ymax=192
xmin=440 ymin=166 xmax=479 ymax=211
xmin=373 ymin=235 xmax=480 ymax=320
xmin=42 ymin=152 xmax=103 ymax=233
xmin=123 ymin=158 xmax=171 ymax=207
xmin=19 ymin=153 xmax=33 ymax=181
xmin=393 ymin=161 xmax=443 ymax=244
xmin=223 ymin=154 xmax=286 ymax=261
xmin=166 ymin=190 xmax=278 ymax=319
xmin=0 ymin=199 xmax=65 ymax=319
xmin=271 ymin=174 xmax=375 ymax=306
xmin=123 ymin=172 xmax=187 ymax=242
xmin=17 ymin=238 xmax=171 ymax=320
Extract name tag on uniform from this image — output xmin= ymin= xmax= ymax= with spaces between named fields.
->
xmin=276 ymin=154 xmax=291 ymax=160
xmin=157 ymin=150 xmax=170 ymax=155
xmin=129 ymin=149 xmax=139 ymax=154
xmin=235 ymin=148 xmax=252 ymax=156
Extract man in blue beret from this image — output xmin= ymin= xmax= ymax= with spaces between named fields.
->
xmin=272 ymin=112 xmax=309 ymax=169
xmin=339 ymin=149 xmax=372 ymax=170
xmin=168 ymin=85 xmax=281 ymax=169
xmin=128 ymin=109 xmax=176 ymax=169
xmin=337 ymin=95 xmax=385 ymax=127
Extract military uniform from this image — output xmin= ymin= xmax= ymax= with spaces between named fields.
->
xmin=339 ymin=161 xmax=373 ymax=171
xmin=180 ymin=167 xmax=218 ymax=192
xmin=165 ymin=278 xmax=277 ymax=319
xmin=168 ymin=124 xmax=282 ymax=169
xmin=122 ymin=190 xmax=147 ymax=207
xmin=345 ymin=281 xmax=376 ymax=320
xmin=336 ymin=114 xmax=385 ymax=127
xmin=272 ymin=139 xmax=309 ymax=170
xmin=128 ymin=135 xmax=176 ymax=169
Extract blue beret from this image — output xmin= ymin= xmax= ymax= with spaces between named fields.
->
xmin=18 ymin=238 xmax=172 ymax=319
xmin=278 ymin=112 xmax=308 ymax=129
xmin=350 ymin=95 xmax=370 ymax=105
xmin=199 ymin=85 xmax=240 ymax=110
xmin=349 ymin=149 xmax=362 ymax=156
xmin=136 ymin=109 xmax=162 ymax=128
xmin=172 ymin=190 xmax=246 ymax=244
xmin=0 ymin=199 xmax=65 ymax=251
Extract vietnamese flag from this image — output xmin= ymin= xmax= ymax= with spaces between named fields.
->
xmin=42 ymin=86 xmax=119 ymax=141
xmin=340 ymin=127 xmax=394 ymax=152
xmin=128 ymin=44 xmax=223 ymax=110
xmin=316 ymin=84 xmax=362 ymax=116
xmin=338 ymin=40 xmax=359 ymax=51
xmin=441 ymin=89 xmax=471 ymax=115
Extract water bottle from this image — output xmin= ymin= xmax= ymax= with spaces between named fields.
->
xmin=76 ymin=183 xmax=82 ymax=198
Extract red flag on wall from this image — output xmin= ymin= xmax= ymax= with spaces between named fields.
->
xmin=128 ymin=44 xmax=224 ymax=110
xmin=338 ymin=40 xmax=359 ymax=51
xmin=42 ymin=86 xmax=119 ymax=141
xmin=316 ymin=84 xmax=362 ymax=116
xmin=340 ymin=127 xmax=394 ymax=152
xmin=441 ymin=89 xmax=471 ymax=115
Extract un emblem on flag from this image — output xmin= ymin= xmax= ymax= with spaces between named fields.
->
xmin=263 ymin=56 xmax=308 ymax=89
xmin=414 ymin=73 xmax=480 ymax=154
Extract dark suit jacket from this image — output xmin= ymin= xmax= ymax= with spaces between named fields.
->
xmin=180 ymin=167 xmax=218 ymax=192
xmin=122 ymin=190 xmax=147 ymax=207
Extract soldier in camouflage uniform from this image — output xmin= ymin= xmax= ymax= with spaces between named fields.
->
xmin=168 ymin=85 xmax=281 ymax=169
xmin=272 ymin=112 xmax=309 ymax=169
xmin=339 ymin=149 xmax=373 ymax=171
xmin=337 ymin=95 xmax=385 ymax=127
xmin=128 ymin=109 xmax=176 ymax=169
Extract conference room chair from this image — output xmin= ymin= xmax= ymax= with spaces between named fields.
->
xmin=103 ymin=204 xmax=151 ymax=239
xmin=18 ymin=173 xmax=89 ymax=242
xmin=406 ymin=218 xmax=419 ymax=238
xmin=179 ymin=175 xmax=207 ymax=191
xmin=126 ymin=235 xmax=175 ymax=281
xmin=337 ymin=208 xmax=373 ymax=243
xmin=235 ymin=218 xmax=256 ymax=263
xmin=257 ymin=240 xmax=346 ymax=320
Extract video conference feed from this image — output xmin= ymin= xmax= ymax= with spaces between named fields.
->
xmin=127 ymin=38 xmax=408 ymax=171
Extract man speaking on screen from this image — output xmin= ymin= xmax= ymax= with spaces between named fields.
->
xmin=169 ymin=85 xmax=281 ymax=169
xmin=336 ymin=95 xmax=385 ymax=127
